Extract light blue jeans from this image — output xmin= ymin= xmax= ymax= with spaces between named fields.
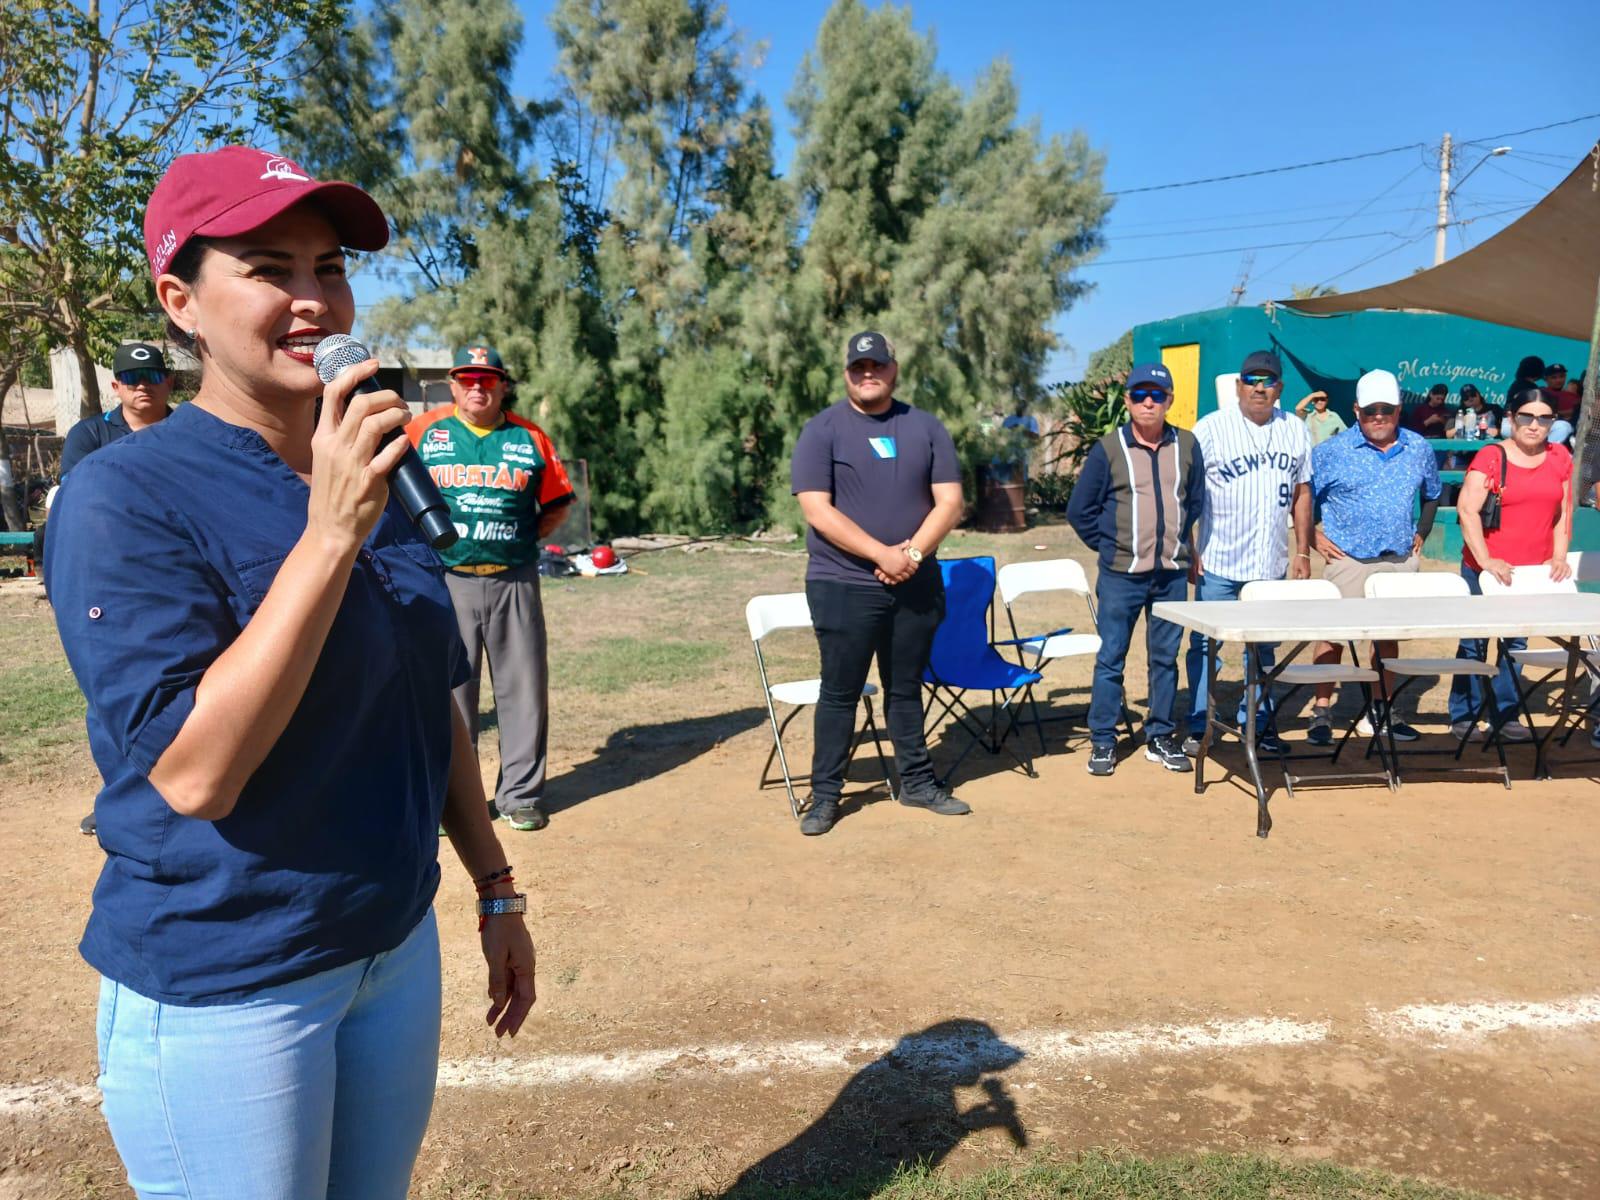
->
xmin=97 ymin=909 xmax=441 ymax=1200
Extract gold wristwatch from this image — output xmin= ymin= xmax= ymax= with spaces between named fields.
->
xmin=905 ymin=545 xmax=923 ymax=564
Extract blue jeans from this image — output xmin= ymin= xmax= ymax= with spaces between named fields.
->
xmin=1089 ymin=567 xmax=1187 ymax=745
xmin=98 ymin=909 xmax=441 ymax=1200
xmin=1184 ymin=572 xmax=1277 ymax=734
xmin=1448 ymin=562 xmax=1526 ymax=725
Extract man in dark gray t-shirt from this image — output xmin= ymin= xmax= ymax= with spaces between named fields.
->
xmin=789 ymin=331 xmax=966 ymax=836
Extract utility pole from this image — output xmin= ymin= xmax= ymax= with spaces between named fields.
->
xmin=1228 ymin=251 xmax=1255 ymax=307
xmin=1433 ymin=132 xmax=1452 ymax=266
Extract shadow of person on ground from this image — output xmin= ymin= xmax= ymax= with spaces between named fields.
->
xmin=715 ymin=1019 xmax=1026 ymax=1198
xmin=541 ymin=708 xmax=768 ymax=813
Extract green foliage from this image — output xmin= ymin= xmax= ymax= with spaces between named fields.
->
xmin=0 ymin=0 xmax=347 ymax=415
xmin=1040 ymin=376 xmax=1126 ymax=485
xmin=1084 ymin=330 xmax=1133 ymax=385
xmin=289 ymin=0 xmax=1109 ymax=536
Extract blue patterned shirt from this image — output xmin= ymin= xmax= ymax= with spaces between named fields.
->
xmin=1311 ymin=426 xmax=1441 ymax=558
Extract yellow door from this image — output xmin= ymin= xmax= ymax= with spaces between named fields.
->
xmin=1161 ymin=343 xmax=1200 ymax=429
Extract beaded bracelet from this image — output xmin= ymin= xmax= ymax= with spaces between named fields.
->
xmin=474 ymin=864 xmax=514 ymax=889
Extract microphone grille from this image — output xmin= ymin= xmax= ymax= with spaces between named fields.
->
xmin=312 ymin=333 xmax=372 ymax=385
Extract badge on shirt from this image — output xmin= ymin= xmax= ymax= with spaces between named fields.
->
xmin=868 ymin=437 xmax=897 ymax=459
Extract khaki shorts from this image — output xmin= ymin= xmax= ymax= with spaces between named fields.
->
xmin=1322 ymin=551 xmax=1420 ymax=598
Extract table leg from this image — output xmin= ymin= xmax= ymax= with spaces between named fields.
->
xmin=1195 ymin=635 xmax=1221 ymax=793
xmin=1244 ymin=645 xmax=1270 ymax=838
xmin=1533 ymin=637 xmax=1582 ymax=780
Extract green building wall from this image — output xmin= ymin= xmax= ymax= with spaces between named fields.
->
xmin=1132 ymin=304 xmax=1597 ymax=559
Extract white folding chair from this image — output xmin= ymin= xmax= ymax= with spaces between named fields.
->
xmin=995 ymin=558 xmax=1133 ymax=747
xmin=745 ymin=593 xmax=894 ymax=819
xmin=1363 ymin=572 xmax=1509 ymax=787
xmin=1238 ymin=579 xmax=1393 ymax=792
xmin=1477 ymin=557 xmax=1600 ymax=763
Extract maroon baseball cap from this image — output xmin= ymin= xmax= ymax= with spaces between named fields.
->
xmin=143 ymin=146 xmax=389 ymax=277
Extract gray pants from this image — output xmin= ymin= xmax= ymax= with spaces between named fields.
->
xmin=444 ymin=563 xmax=549 ymax=812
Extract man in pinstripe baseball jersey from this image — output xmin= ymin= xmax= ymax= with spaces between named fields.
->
xmin=1182 ymin=350 xmax=1313 ymax=756
xmin=1067 ymin=363 xmax=1206 ymax=777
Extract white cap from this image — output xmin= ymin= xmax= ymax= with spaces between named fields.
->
xmin=1355 ymin=369 xmax=1401 ymax=408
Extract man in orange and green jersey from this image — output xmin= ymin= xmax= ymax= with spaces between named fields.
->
xmin=407 ymin=344 xmax=575 ymax=831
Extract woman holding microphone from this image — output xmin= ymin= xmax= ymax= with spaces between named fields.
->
xmin=46 ymin=146 xmax=534 ymax=1199
xmin=1447 ymin=385 xmax=1573 ymax=741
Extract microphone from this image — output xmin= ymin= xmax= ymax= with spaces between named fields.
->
xmin=313 ymin=334 xmax=459 ymax=551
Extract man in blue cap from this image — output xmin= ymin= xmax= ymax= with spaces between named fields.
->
xmin=1067 ymin=363 xmax=1206 ymax=777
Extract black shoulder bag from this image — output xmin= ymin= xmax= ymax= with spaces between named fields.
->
xmin=1479 ymin=445 xmax=1507 ymax=533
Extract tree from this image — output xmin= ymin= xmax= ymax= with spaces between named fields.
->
xmin=0 ymin=0 xmax=346 ymax=419
xmin=1289 ymin=283 xmax=1340 ymax=299
xmin=1083 ymin=330 xmax=1132 ymax=384
xmin=790 ymin=0 xmax=1109 ymax=450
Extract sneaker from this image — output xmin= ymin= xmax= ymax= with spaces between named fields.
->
xmin=1249 ymin=729 xmax=1290 ymax=756
xmin=505 ymin=804 xmax=549 ymax=832
xmin=79 ymin=811 xmax=96 ymax=836
xmin=799 ymin=797 xmax=839 ymax=836
xmin=1181 ymin=733 xmax=1203 ymax=757
xmin=1490 ymin=719 xmax=1532 ymax=743
xmin=487 ymin=799 xmax=501 ymax=821
xmin=1144 ymin=735 xmax=1193 ymax=773
xmin=1086 ymin=744 xmax=1117 ymax=776
xmin=900 ymin=785 xmax=971 ymax=816
xmin=1357 ymin=706 xmax=1419 ymax=742
xmin=1306 ymin=708 xmax=1333 ymax=747
xmin=1450 ymin=719 xmax=1480 ymax=740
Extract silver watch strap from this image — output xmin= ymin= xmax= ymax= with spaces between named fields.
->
xmin=476 ymin=893 xmax=528 ymax=917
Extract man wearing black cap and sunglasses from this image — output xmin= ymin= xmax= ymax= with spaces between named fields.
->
xmin=790 ymin=331 xmax=967 ymax=836
xmin=54 ymin=342 xmax=175 ymax=839
xmin=59 ymin=343 xmax=174 ymax=479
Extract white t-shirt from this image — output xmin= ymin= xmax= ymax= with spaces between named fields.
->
xmin=1193 ymin=406 xmax=1312 ymax=582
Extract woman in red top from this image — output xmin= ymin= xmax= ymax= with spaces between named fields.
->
xmin=1447 ymin=387 xmax=1573 ymax=738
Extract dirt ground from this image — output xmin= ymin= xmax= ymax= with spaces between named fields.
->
xmin=1 ymin=530 xmax=1597 ymax=1198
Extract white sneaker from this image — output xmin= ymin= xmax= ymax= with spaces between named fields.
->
xmin=1492 ymin=719 xmax=1532 ymax=743
xmin=1450 ymin=720 xmax=1479 ymax=740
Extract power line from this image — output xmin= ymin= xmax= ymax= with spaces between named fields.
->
xmin=1106 ymin=142 xmax=1425 ymax=196
xmin=1457 ymin=111 xmax=1600 ymax=147
xmin=1084 ymin=204 xmax=1532 ymax=270
xmin=1251 ymin=163 xmax=1429 ymax=285
xmin=1083 ymin=229 xmax=1422 ymax=267
xmin=1106 ymin=112 xmax=1600 ymax=199
xmin=1111 ymin=204 xmax=1446 ymax=240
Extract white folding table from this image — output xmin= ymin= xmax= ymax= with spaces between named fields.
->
xmin=1152 ymin=594 xmax=1600 ymax=838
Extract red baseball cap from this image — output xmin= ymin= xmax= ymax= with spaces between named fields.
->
xmin=143 ymin=145 xmax=389 ymax=277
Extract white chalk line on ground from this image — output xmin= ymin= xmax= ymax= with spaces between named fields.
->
xmin=5 ymin=993 xmax=1596 ymax=1116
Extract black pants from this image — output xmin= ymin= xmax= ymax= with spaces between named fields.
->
xmin=806 ymin=570 xmax=945 ymax=802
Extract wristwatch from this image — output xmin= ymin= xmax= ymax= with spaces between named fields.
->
xmin=904 ymin=545 xmax=924 ymax=564
xmin=476 ymin=893 xmax=528 ymax=917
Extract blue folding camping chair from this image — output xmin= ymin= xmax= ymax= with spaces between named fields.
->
xmin=922 ymin=556 xmax=1042 ymax=783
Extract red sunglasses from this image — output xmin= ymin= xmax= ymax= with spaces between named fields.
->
xmin=453 ymin=370 xmax=503 ymax=389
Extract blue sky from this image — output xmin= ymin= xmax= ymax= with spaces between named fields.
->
xmin=387 ymin=0 xmax=1600 ymax=380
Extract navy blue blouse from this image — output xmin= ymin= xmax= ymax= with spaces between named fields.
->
xmin=46 ymin=402 xmax=467 ymax=1004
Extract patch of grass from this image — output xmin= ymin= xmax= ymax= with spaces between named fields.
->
xmin=413 ymin=1150 xmax=1505 ymax=1200
xmin=713 ymin=1150 xmax=1502 ymax=1200
xmin=552 ymin=636 xmax=723 ymax=695
xmin=0 ymin=660 xmax=84 ymax=759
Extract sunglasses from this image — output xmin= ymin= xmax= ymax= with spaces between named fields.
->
xmin=1512 ymin=412 xmax=1556 ymax=428
xmin=453 ymin=371 xmax=502 ymax=389
xmin=1359 ymin=404 xmax=1398 ymax=418
xmin=1240 ymin=374 xmax=1281 ymax=389
xmin=116 ymin=368 xmax=167 ymax=387
xmin=1128 ymin=388 xmax=1170 ymax=404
